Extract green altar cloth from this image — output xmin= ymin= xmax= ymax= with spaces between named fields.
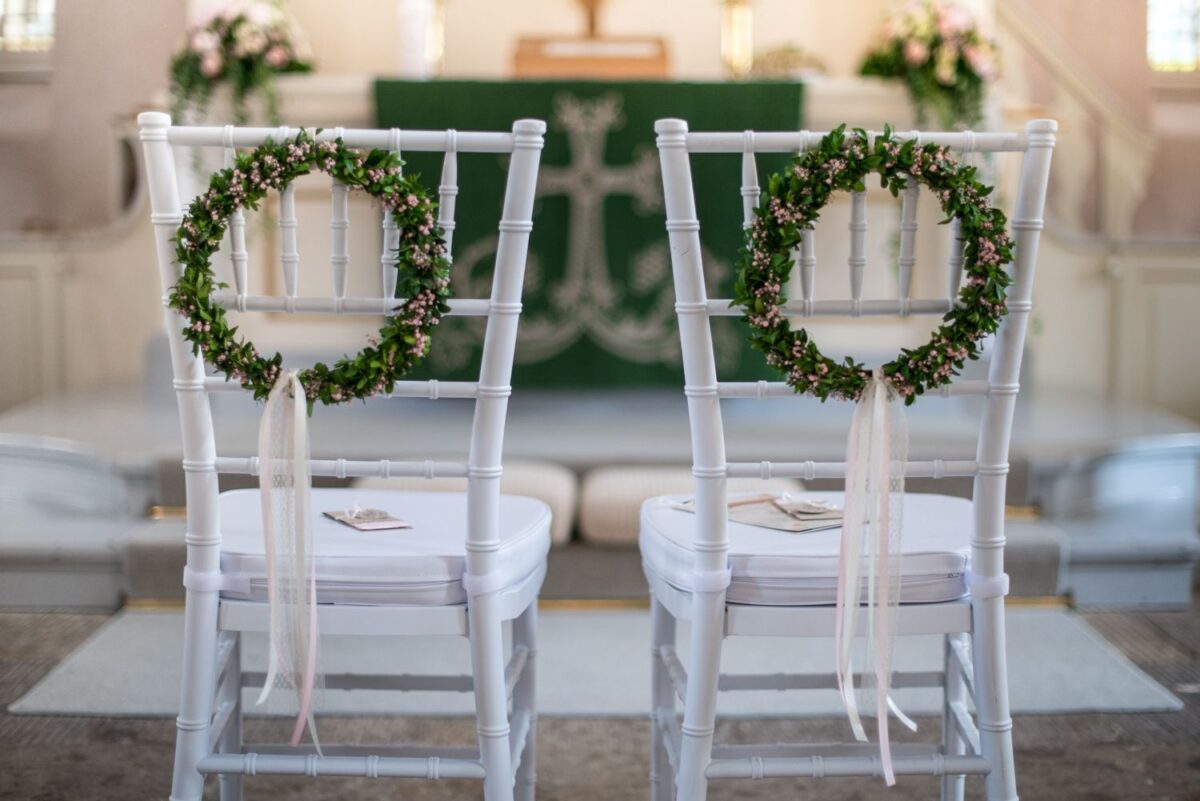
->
xmin=374 ymin=79 xmax=803 ymax=386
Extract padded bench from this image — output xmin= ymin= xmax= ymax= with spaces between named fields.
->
xmin=579 ymin=465 xmax=803 ymax=545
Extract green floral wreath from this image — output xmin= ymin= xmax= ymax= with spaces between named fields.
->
xmin=733 ymin=124 xmax=1013 ymax=405
xmin=170 ymin=130 xmax=451 ymax=407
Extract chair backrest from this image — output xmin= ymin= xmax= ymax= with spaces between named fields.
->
xmin=138 ymin=113 xmax=545 ymax=577
xmin=655 ymin=118 xmax=1056 ymax=587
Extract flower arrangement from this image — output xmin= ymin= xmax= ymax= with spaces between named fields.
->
xmin=859 ymin=0 xmax=998 ymax=129
xmin=171 ymin=131 xmax=452 ymax=408
xmin=733 ymin=124 xmax=1013 ymax=404
xmin=170 ymin=1 xmax=313 ymax=124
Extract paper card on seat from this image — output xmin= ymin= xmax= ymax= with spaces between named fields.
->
xmin=672 ymin=493 xmax=844 ymax=534
xmin=322 ymin=508 xmax=412 ymax=531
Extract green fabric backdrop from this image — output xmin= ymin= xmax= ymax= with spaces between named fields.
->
xmin=374 ymin=79 xmax=803 ymax=386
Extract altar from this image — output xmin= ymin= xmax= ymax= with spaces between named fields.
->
xmin=374 ymin=78 xmax=803 ymax=385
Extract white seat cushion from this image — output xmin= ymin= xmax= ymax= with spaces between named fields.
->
xmin=219 ymin=488 xmax=551 ymax=606
xmin=639 ymin=491 xmax=972 ymax=606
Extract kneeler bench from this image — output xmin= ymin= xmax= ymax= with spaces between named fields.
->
xmin=578 ymin=465 xmax=803 ymax=545
xmin=1059 ymin=522 xmax=1200 ymax=609
xmin=1 ymin=518 xmax=131 ymax=608
xmin=0 ymin=436 xmax=140 ymax=608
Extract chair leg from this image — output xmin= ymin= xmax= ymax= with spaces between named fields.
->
xmin=940 ymin=633 xmax=967 ymax=801
xmin=674 ymin=589 xmax=726 ymax=801
xmin=972 ymin=597 xmax=1019 ymax=801
xmin=170 ymin=588 xmax=221 ymax=801
xmin=513 ymin=601 xmax=538 ymax=801
xmin=217 ymin=632 xmax=244 ymax=801
xmin=468 ymin=591 xmax=516 ymax=801
xmin=650 ymin=593 xmax=677 ymax=801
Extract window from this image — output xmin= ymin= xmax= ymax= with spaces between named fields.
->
xmin=0 ymin=0 xmax=53 ymax=52
xmin=1148 ymin=0 xmax=1200 ymax=71
xmin=0 ymin=0 xmax=53 ymax=80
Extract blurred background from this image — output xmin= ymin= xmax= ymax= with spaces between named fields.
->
xmin=0 ymin=0 xmax=1197 ymax=613
xmin=1 ymin=3 xmax=1200 ymax=799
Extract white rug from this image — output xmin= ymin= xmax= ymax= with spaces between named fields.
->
xmin=9 ymin=608 xmax=1181 ymax=718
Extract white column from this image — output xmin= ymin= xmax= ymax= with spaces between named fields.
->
xmin=396 ymin=0 xmax=444 ymax=77
xmin=959 ymin=0 xmax=996 ymax=33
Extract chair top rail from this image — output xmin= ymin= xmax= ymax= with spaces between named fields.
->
xmin=676 ymin=127 xmax=1030 ymax=155
xmin=165 ymin=125 xmax=520 ymax=154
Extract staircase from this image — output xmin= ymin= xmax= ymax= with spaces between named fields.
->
xmin=995 ymin=0 xmax=1200 ymax=421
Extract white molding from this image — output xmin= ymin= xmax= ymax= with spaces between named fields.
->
xmin=1110 ymin=247 xmax=1200 ymax=418
xmin=0 ymin=51 xmax=52 ymax=84
xmin=0 ymin=253 xmax=67 ymax=410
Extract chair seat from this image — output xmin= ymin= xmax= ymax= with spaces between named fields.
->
xmin=219 ymin=488 xmax=551 ymax=606
xmin=639 ymin=491 xmax=972 ymax=606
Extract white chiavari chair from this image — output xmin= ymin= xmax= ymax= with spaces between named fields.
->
xmin=646 ymin=118 xmax=1056 ymax=801
xmin=139 ymin=112 xmax=546 ymax=801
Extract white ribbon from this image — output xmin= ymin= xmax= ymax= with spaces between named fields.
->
xmin=256 ymin=370 xmax=321 ymax=751
xmin=834 ymin=368 xmax=915 ymax=786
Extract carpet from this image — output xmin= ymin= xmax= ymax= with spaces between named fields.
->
xmin=9 ymin=608 xmax=1181 ymax=718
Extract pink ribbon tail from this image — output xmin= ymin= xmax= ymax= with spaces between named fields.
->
xmin=288 ymin=555 xmax=319 ymax=747
xmin=835 ymin=369 xmax=911 ymax=786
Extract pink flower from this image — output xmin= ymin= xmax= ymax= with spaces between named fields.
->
xmin=264 ymin=45 xmax=289 ymax=67
xmin=963 ymin=44 xmax=996 ymax=80
xmin=934 ymin=42 xmax=958 ymax=86
xmin=233 ymin=25 xmax=267 ymax=57
xmin=200 ymin=50 xmax=224 ymax=78
xmin=936 ymin=4 xmax=973 ymax=38
xmin=246 ymin=2 xmax=279 ymax=27
xmin=904 ymin=39 xmax=929 ymax=66
xmin=190 ymin=29 xmax=220 ymax=54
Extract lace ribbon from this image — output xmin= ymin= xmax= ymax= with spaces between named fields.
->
xmin=834 ymin=367 xmax=916 ymax=786
xmin=256 ymin=370 xmax=321 ymax=750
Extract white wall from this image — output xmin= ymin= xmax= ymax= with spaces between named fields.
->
xmin=0 ymin=0 xmax=1005 ymax=231
xmin=285 ymin=0 xmax=894 ymax=79
xmin=0 ymin=0 xmax=184 ymax=232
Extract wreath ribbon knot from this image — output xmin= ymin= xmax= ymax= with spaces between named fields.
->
xmin=836 ymin=368 xmax=917 ymax=786
xmin=256 ymin=369 xmax=319 ymax=750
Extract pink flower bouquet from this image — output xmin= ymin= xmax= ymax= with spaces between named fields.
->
xmin=170 ymin=1 xmax=313 ymax=124
xmin=859 ymin=0 xmax=998 ymax=129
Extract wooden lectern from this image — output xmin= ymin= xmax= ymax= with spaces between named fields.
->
xmin=513 ymin=0 xmax=669 ymax=78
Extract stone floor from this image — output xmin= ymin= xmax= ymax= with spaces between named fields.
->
xmin=1 ymin=603 xmax=1197 ymax=801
